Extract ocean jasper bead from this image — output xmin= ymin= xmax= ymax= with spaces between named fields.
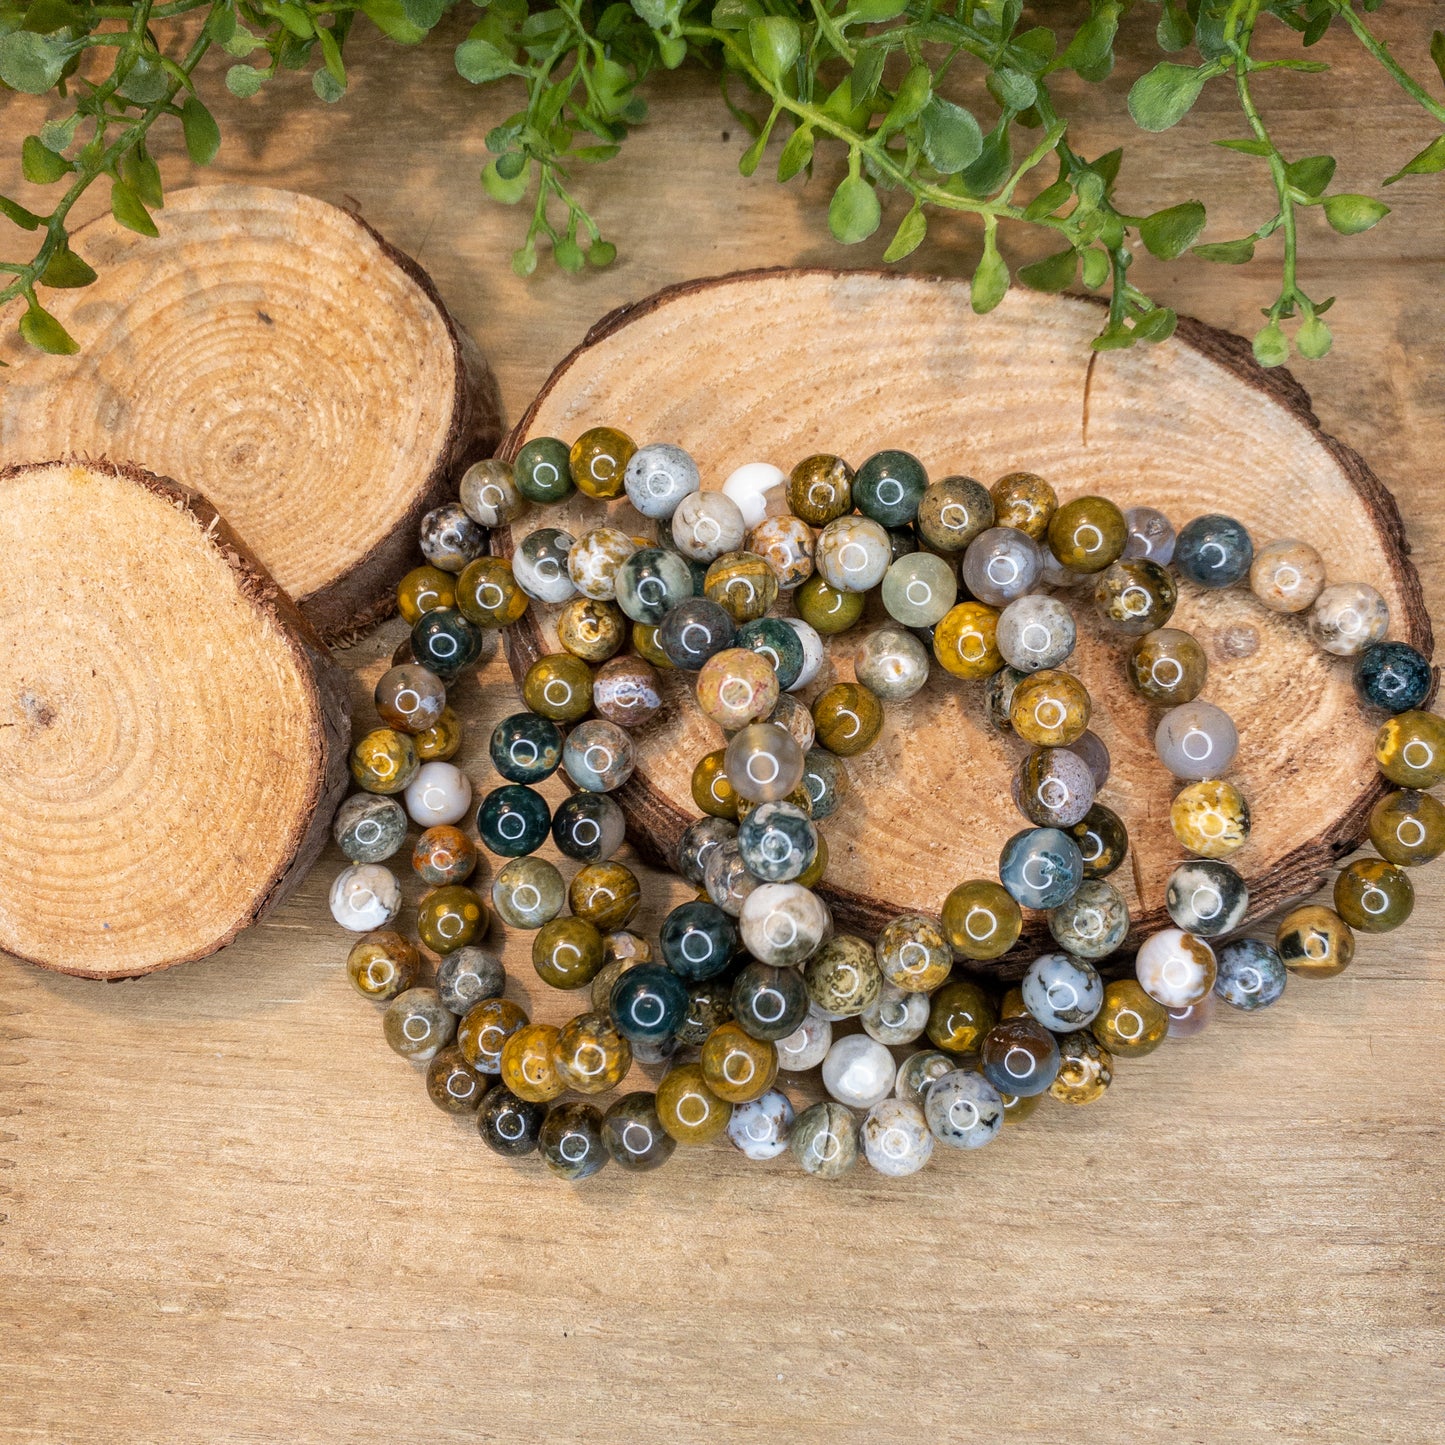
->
xmin=539 ymin=1102 xmax=609 ymax=1180
xmin=489 ymin=712 xmax=562 ymax=784
xmin=477 ymin=1085 xmax=547 ymax=1157
xmin=1334 ymin=857 xmax=1414 ymax=932
xmin=788 ymin=454 xmax=854 ymax=525
xmin=1136 ymin=929 xmax=1217 ymax=1006
xmin=701 ymin=1021 xmax=778 ymax=1103
xmin=1171 ymin=779 xmax=1251 ymax=857
xmin=861 ymin=983 xmax=931 ymax=1046
xmin=981 ymin=1017 xmax=1061 ymax=1097
xmin=419 ymin=503 xmax=486 ymax=573
xmin=729 ymin=960 xmax=807 ymax=1042
xmin=1015 ymin=747 xmax=1096 ymax=828
xmin=659 ymin=899 xmax=738 ymax=982
xmin=593 ymin=656 xmax=664 ymax=730
xmin=728 ymin=1089 xmax=795 ymax=1160
xmin=725 ymin=723 xmax=805 ymax=805
xmin=748 ymin=515 xmax=815 ymax=590
xmin=567 ymin=861 xmax=642 ymax=931
xmin=1009 ymin=669 xmax=1090 ymax=746
xmin=1310 ymin=581 xmax=1390 ymax=656
xmin=740 ymin=883 xmax=830 ymax=967
xmin=1071 ymin=803 xmax=1129 ymax=878
xmin=1166 ymin=860 xmax=1249 ymax=936
xmin=1175 ymin=514 xmax=1253 ymax=588
xmin=1048 ymin=1032 xmax=1112 ymax=1104
xmin=532 ymin=916 xmax=605 ymax=990
xmin=491 ymin=856 xmax=564 ymax=928
xmin=522 ymin=652 xmax=593 ymax=722
xmin=330 ymin=863 xmax=401 ymax=932
xmin=1250 ymin=538 xmax=1326 ymax=613
xmin=397 ymin=564 xmax=455 ymax=624
xmin=624 ymin=443 xmax=700 ymax=517
xmin=499 ymin=1024 xmax=566 ymax=1103
xmin=1376 ymin=710 xmax=1445 ymax=787
xmin=1000 ymin=827 xmax=1084 ymax=910
xmin=351 ymin=728 xmax=419 ymax=795
xmin=615 ymin=547 xmax=693 ymax=625
xmin=346 ymin=929 xmax=419 ymax=1001
xmin=512 ymin=526 xmax=577 ymax=603
xmin=404 ymin=761 xmax=472 ymax=827
xmin=855 ymin=625 xmax=930 ymax=702
xmin=990 ymin=472 xmax=1055 ymax=539
xmin=1047 ymin=496 xmax=1127 ymax=573
xmin=1155 ymin=701 xmax=1238 ymax=780
xmin=1021 ymin=951 xmax=1103 ymax=1031
xmin=881 ymin=552 xmax=957 ymax=628
xmin=861 ymin=1099 xmax=933 ymax=1177
xmin=876 ymin=912 xmax=952 ymax=992
xmin=675 ymin=815 xmax=737 ymax=887
xmin=997 ymin=595 xmax=1076 ymax=673
xmin=693 ymin=647 xmax=777 ymax=729
xmin=568 ymin=527 xmax=637 ymax=601
xmin=985 ymin=666 xmax=1025 ymax=731
xmin=656 ymin=1063 xmax=732 ymax=1144
xmin=805 ymin=934 xmax=883 ymax=1018
xmin=476 ymin=784 xmax=550 ymax=856
xmin=556 ymin=597 xmax=626 ymax=665
xmin=657 ymin=596 xmax=733 ymax=671
xmin=933 ymin=601 xmax=1002 ymax=680
xmin=374 ymin=664 xmax=447 ymax=735
xmin=334 ymin=793 xmax=407 ymax=863
xmin=917 ymin=475 xmax=994 ymax=552
xmin=459 ymin=457 xmax=523 ymax=527
xmin=415 ymin=706 xmax=463 ymax=762
xmin=924 ymin=978 xmax=996 ymax=1054
xmin=854 ymin=449 xmax=928 ymax=527
xmin=553 ymin=1011 xmax=632 ymax=1094
xmin=941 ymin=879 xmax=1023 ymax=961
xmin=894 ymin=1050 xmax=956 ymax=1107
xmin=1122 ymin=505 xmax=1176 ymax=564
xmin=704 ymin=550 xmax=779 ymax=623
xmin=457 ymin=556 xmax=528 ymax=629
xmin=672 ymin=490 xmax=747 ymax=562
xmin=692 ymin=750 xmax=738 ymax=819
xmin=412 ymin=825 xmax=477 ymax=887
xmin=822 ymin=1034 xmax=896 ymax=1109
xmin=1047 ymin=878 xmax=1129 ymax=959
xmin=738 ymin=801 xmax=816 ymax=883
xmin=1127 ymin=627 xmax=1208 ymax=705
xmin=722 ymin=461 xmax=787 ymax=527
xmin=551 ymin=792 xmax=626 ymax=863
xmin=1094 ymin=558 xmax=1177 ymax=635
xmin=815 ymin=516 xmax=892 ymax=593
xmin=602 ymin=1093 xmax=676 ymax=1171
xmin=795 ymin=575 xmax=865 ymax=635
xmin=569 ymin=426 xmax=634 ymax=501
xmin=610 ymin=962 xmax=689 ymax=1043
xmin=962 ymin=527 xmax=1043 ymax=607
xmin=790 ymin=1101 xmax=859 ymax=1179
xmin=766 ymin=696 xmax=815 ymax=759
xmin=513 ymin=436 xmax=574 ymax=504
xmin=383 ymin=987 xmax=457 ymax=1062
xmin=1091 ymin=979 xmax=1167 ymax=1056
xmin=776 ymin=1014 xmax=831 ymax=1073
xmin=410 ymin=608 xmax=485 ymax=681
xmin=924 ymin=1071 xmax=1003 ymax=1149
xmin=1277 ymin=904 xmax=1354 ymax=977
xmin=1068 ymin=729 xmax=1111 ymax=789
xmin=1214 ymin=939 xmax=1287 ymax=1011
xmin=1354 ymin=642 xmax=1433 ymax=714
xmin=811 ymin=682 xmax=884 ymax=757
xmin=1369 ymin=788 xmax=1445 ymax=866
xmin=562 ymin=719 xmax=635 ymax=793
xmin=801 ymin=748 xmax=849 ymax=821
xmin=436 ymin=946 xmax=505 ymax=1016
xmin=736 ymin=617 xmax=805 ymax=689
xmin=417 ymin=885 xmax=486 ymax=955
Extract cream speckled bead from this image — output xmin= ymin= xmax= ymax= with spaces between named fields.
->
xmin=1308 ymin=581 xmax=1390 ymax=656
xmin=623 ymin=443 xmax=700 ymax=518
xmin=672 ymin=490 xmax=746 ymax=561
xmin=459 ymin=458 xmax=524 ymax=526
xmin=513 ymin=527 xmax=577 ymax=603
xmin=854 ymin=625 xmax=930 ymax=702
xmin=1135 ymin=928 xmax=1217 ymax=1007
xmin=861 ymin=1098 xmax=934 ymax=1177
xmin=815 ymin=516 xmax=891 ymax=593
xmin=782 ymin=618 xmax=827 ymax=691
xmin=822 ymin=1033 xmax=896 ymax=1109
xmin=330 ymin=864 xmax=402 ymax=932
xmin=740 ymin=882 xmax=831 ymax=967
xmin=1249 ymin=538 xmax=1326 ymax=613
xmin=722 ymin=461 xmax=788 ymax=527
xmin=861 ymin=983 xmax=930 ymax=1046
xmin=748 ymin=515 xmax=815 ymax=589
xmin=727 ymin=1088 xmax=794 ymax=1160
xmin=403 ymin=761 xmax=473 ymax=827
xmin=568 ymin=527 xmax=638 ymax=601
xmin=997 ymin=594 xmax=1076 ymax=673
xmin=776 ymin=1012 xmax=831 ymax=1071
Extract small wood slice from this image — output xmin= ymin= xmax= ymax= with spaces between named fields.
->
xmin=498 ymin=270 xmax=1432 ymax=971
xmin=0 ymin=458 xmax=351 ymax=979
xmin=0 ymin=185 xmax=502 ymax=644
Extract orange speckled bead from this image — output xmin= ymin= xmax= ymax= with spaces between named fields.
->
xmin=500 ymin=1023 xmax=566 ymax=1103
xmin=414 ymin=705 xmax=464 ymax=762
xmin=1009 ymin=668 xmax=1091 ymax=746
xmin=700 ymin=1021 xmax=779 ymax=1103
xmin=567 ymin=861 xmax=642 ymax=931
xmin=940 ymin=879 xmax=1023 ymax=961
xmin=692 ymin=749 xmax=739 ymax=819
xmin=533 ymin=915 xmax=606 ymax=989
xmin=569 ymin=426 xmax=636 ymax=500
xmin=1091 ymin=979 xmax=1168 ymax=1057
xmin=1276 ymin=904 xmax=1355 ymax=978
xmin=933 ymin=602 xmax=1002 ymax=680
xmin=788 ymin=454 xmax=854 ymax=525
xmin=522 ymin=652 xmax=594 ymax=722
xmin=556 ymin=596 xmax=628 ymax=663
xmin=926 ymin=979 xmax=998 ymax=1055
xmin=397 ymin=564 xmax=456 ymax=624
xmin=696 ymin=647 xmax=779 ymax=729
xmin=1047 ymin=496 xmax=1128 ymax=573
xmin=656 ymin=1062 xmax=732 ymax=1144
xmin=811 ymin=682 xmax=884 ymax=757
xmin=457 ymin=996 xmax=529 ymax=1074
xmin=553 ymin=1011 xmax=632 ymax=1094
xmin=417 ymin=884 xmax=487 ymax=955
xmin=350 ymin=728 xmax=419 ymax=795
xmin=457 ymin=556 xmax=529 ymax=627
xmin=412 ymin=825 xmax=477 ymax=887
xmin=991 ymin=472 xmax=1057 ymax=539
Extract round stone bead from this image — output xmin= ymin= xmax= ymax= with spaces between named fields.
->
xmin=346 ymin=930 xmax=420 ymax=1002
xmin=778 ymin=620 xmax=824 ymax=693
xmin=410 ymin=608 xmax=486 ymax=682
xmin=562 ymin=719 xmax=635 ymax=793
xmin=1334 ymin=857 xmax=1414 ymax=932
xmin=999 ymin=827 xmax=1084 ymax=910
xmin=1068 ymin=729 xmax=1111 ymax=789
xmin=1048 ymin=1031 xmax=1113 ymax=1104
xmin=1070 ymin=803 xmax=1129 ymax=879
xmin=933 ymin=601 xmax=1003 ymax=680
xmin=860 ymin=1098 xmax=933 ymax=1177
xmin=609 ymin=962 xmax=689 ymax=1044
xmin=656 ymin=1063 xmax=732 ymax=1144
xmin=1021 ymin=951 xmax=1103 ymax=1031
xmin=413 ymin=825 xmax=477 ymax=887
xmin=820 ymin=1034 xmax=897 ymax=1112
xmin=1175 ymin=513 xmax=1253 ymax=587
xmin=330 ymin=863 xmax=401 ymax=932
xmin=697 ymin=647 xmax=779 ymax=729
xmin=941 ymin=879 xmax=1023 ymax=961
xmin=777 ymin=1012 xmax=832 ymax=1071
xmin=1094 ymin=558 xmax=1177 ymax=635
xmin=997 ymin=594 xmax=1076 ymax=673
xmin=701 ymin=1021 xmax=779 ymax=1103
xmin=1122 ymin=505 xmax=1176 ymax=564
xmin=1155 ymin=700 xmax=1238 ymax=780
xmin=397 ymin=564 xmax=456 ymax=625
xmin=593 ymin=656 xmax=665 ymax=730
xmin=538 ymin=1101 xmax=609 ymax=1180
xmin=490 ymin=855 xmax=565 ymax=928
xmin=1250 ymin=538 xmax=1326 ymax=613
xmin=404 ymin=761 xmax=472 ymax=828
xmin=1047 ymin=878 xmax=1129 ymax=959
xmin=811 ymin=682 xmax=884 ymax=757
xmin=334 ymin=793 xmax=407 ymax=863
xmin=1091 ymin=979 xmax=1168 ymax=1056
xmin=788 ymin=454 xmax=854 ymax=526
xmin=614 ymin=547 xmax=693 ymax=625
xmin=490 ymin=712 xmax=563 ymax=784
xmin=748 ymin=515 xmax=815 ymax=590
xmin=1136 ymin=929 xmax=1217 ymax=1006
xmin=499 ymin=1023 xmax=566 ymax=1103
xmin=477 ymin=1084 xmax=547 ymax=1157
xmin=1376 ymin=710 xmax=1445 ymax=787
xmin=740 ymin=883 xmax=830 ymax=966
xmin=656 ymin=596 xmax=734 ymax=671
xmin=424 ymin=1046 xmax=488 ymax=1115
xmin=567 ymin=861 xmax=641 ymax=932
xmin=1214 ymin=939 xmax=1287 ymax=1011
xmin=1015 ymin=746 xmax=1096 ymax=828
xmin=738 ymin=801 xmax=817 ymax=882
xmin=1009 ymin=668 xmax=1091 ymax=746
xmin=880 ymin=552 xmax=957 ymax=628
xmin=351 ymin=728 xmax=419 ymax=796
xmin=853 ymin=449 xmax=928 ymax=526
xmin=861 ymin=983 xmax=930 ymax=1046
xmin=1127 ymin=627 xmax=1208 ymax=705
xmin=553 ymin=1011 xmax=632 ymax=1095
xmin=1047 ymin=496 xmax=1127 ymax=573
xmin=419 ymin=503 xmax=486 ymax=574
xmin=855 ymin=625 xmax=930 ymax=702
xmin=456 ymin=556 xmax=529 ymax=629
xmin=730 ymin=960 xmax=808 ymax=1042
xmin=675 ymin=815 xmax=737 ymax=887
xmin=458 ymin=457 xmax=523 ymax=527
xmin=736 ymin=617 xmax=805 ymax=690
xmin=569 ymin=425 xmax=635 ymax=501
xmin=672 ymin=491 xmax=747 ymax=562
xmin=705 ymin=550 xmax=779 ymax=623
xmin=592 ymin=931 xmax=652 ymax=1007
xmin=813 ymin=516 xmax=891 ymax=593
xmin=985 ymin=667 xmax=1025 ymax=731
xmin=1309 ymin=581 xmax=1390 ymax=656
xmin=551 ymin=792 xmax=626 ymax=863
xmin=374 ymin=664 xmax=447 ymax=736
xmin=917 ymin=475 xmax=994 ymax=552
xmin=964 ymin=525 xmax=1046 ymax=609
xmin=1171 ymin=779 xmax=1251 ymax=857
xmin=692 ymin=750 xmax=739 ymax=819
xmin=659 ymin=899 xmax=739 ymax=982
xmin=724 ymin=725 xmax=803 ymax=808
xmin=512 ymin=526 xmax=577 ymax=603
xmin=673 ymin=982 xmax=732 ymax=1049
xmin=522 ymin=653 xmax=592 ymax=723
xmin=804 ymin=934 xmax=883 ymax=1018
xmin=513 ymin=436 xmax=575 ymax=504
xmin=876 ymin=912 xmax=952 ymax=992
xmin=532 ymin=916 xmax=605 ymax=990
xmin=801 ymin=749 xmax=849 ymax=821
xmin=568 ymin=527 xmax=637 ymax=601
xmin=790 ymin=1100 xmax=860 ymax=1178
xmin=435 ymin=946 xmax=504 ymax=1017
xmin=602 ymin=1092 xmax=677 ymax=1171
xmin=476 ymin=784 xmax=550 ymax=857
xmin=384 ymin=987 xmax=457 ymax=1062
xmin=721 ymin=461 xmax=787 ymax=528
xmin=623 ymin=443 xmax=700 ymax=518
xmin=981 ymin=1017 xmax=1061 ymax=1097
xmin=1166 ymin=860 xmax=1249 ymax=936
xmin=727 ymin=1088 xmax=795 ymax=1160
xmin=554 ymin=598 xmax=625 ymax=664
xmin=795 ymin=574 xmax=865 ymax=635
xmin=1369 ymin=788 xmax=1445 ymax=866
xmin=1354 ymin=641 xmax=1433 ymax=714
xmin=924 ymin=978 xmax=997 ymax=1054
xmin=894 ymin=1050 xmax=956 ymax=1107
xmin=415 ymin=706 xmax=464 ymax=762
xmin=1276 ymin=904 xmax=1354 ymax=977
xmin=990 ymin=471 xmax=1055 ymax=539
xmin=925 ymin=1071 xmax=1003 ymax=1149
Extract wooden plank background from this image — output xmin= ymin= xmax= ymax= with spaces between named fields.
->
xmin=3 ymin=8 xmax=1443 ymax=1440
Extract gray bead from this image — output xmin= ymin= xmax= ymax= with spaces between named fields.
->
xmin=854 ymin=624 xmax=930 ymax=702
xmin=1021 ymin=950 xmax=1104 ymax=1030
xmin=675 ymin=816 xmax=738 ymax=886
xmin=923 ymin=1070 xmax=1003 ymax=1149
xmin=436 ymin=947 xmax=506 ymax=1015
xmin=333 ymin=793 xmax=408 ymax=863
xmin=1014 ymin=747 xmax=1097 ymax=828
xmin=1066 ymin=729 xmax=1111 ymax=789
xmin=624 ymin=443 xmax=701 ymax=519
xmin=728 ymin=1089 xmax=794 ymax=1160
xmin=962 ymin=527 xmax=1043 ymax=606
xmin=860 ymin=983 xmax=931 ymax=1046
xmin=737 ymin=801 xmax=818 ymax=883
xmin=1214 ymin=938 xmax=1287 ymax=1010
xmin=1166 ymin=860 xmax=1249 ymax=936
xmin=1155 ymin=701 xmax=1239 ymax=780
xmin=894 ymin=1049 xmax=956 ymax=1107
xmin=861 ymin=1098 xmax=934 ymax=1177
xmin=513 ymin=526 xmax=577 ymax=603
xmin=1122 ymin=505 xmax=1176 ymax=564
xmin=996 ymin=594 xmax=1076 ymax=672
xmin=1047 ymin=879 xmax=1129 ymax=960
xmin=999 ymin=827 xmax=1084 ymax=909
xmin=790 ymin=1101 xmax=859 ymax=1178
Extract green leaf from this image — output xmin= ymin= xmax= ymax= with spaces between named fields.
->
xmin=1157 ymin=0 xmax=1193 ymax=51
xmin=1133 ymin=307 xmax=1177 ymax=343
xmin=1253 ymin=322 xmax=1288 ymax=367
xmin=401 ymin=0 xmax=448 ymax=29
xmin=316 ymin=26 xmax=346 ymax=85
xmin=1063 ymin=7 xmax=1118 ymax=79
xmin=1089 ymin=148 xmax=1123 ymax=191
xmin=1285 ymin=154 xmax=1335 ymax=198
xmin=986 ymin=66 xmax=1035 ymax=112
xmin=1139 ymin=200 xmax=1206 ymax=259
xmin=496 ymin=149 xmax=527 ymax=180
xmin=0 ymin=27 xmax=74 ymax=93
xmin=748 ymin=15 xmax=799 ymax=85
xmin=275 ymin=2 xmax=314 ymax=38
xmin=1385 ymin=135 xmax=1445 ymax=185
xmin=19 ymin=299 xmax=78 ymax=355
xmin=456 ymin=37 xmax=515 ymax=82
xmin=1018 ymin=248 xmax=1078 ymax=293
xmin=828 ymin=173 xmax=880 ymax=245
xmin=121 ymin=148 xmax=163 ymax=209
xmin=958 ymin=120 xmax=1012 ymax=199
xmin=1215 ymin=137 xmax=1272 ymax=156
xmin=1432 ymin=30 xmax=1445 ymax=88
xmin=971 ymin=233 xmax=1009 ymax=314
xmin=851 ymin=46 xmax=885 ymax=105
xmin=222 ymin=27 xmax=262 ymax=57
xmin=1091 ymin=325 xmax=1135 ymax=352
xmin=118 ymin=55 xmax=169 ymax=104
xmin=592 ymin=55 xmax=632 ymax=116
xmin=851 ymin=0 xmax=909 ymax=19
xmin=1192 ymin=236 xmax=1255 ymax=264
xmin=110 ymin=179 xmax=158 ymax=237
xmin=481 ymin=157 xmax=528 ymax=203
xmin=887 ymin=64 xmax=932 ymax=128
xmin=631 ymin=0 xmax=683 ymax=30
xmin=710 ymin=0 xmax=759 ymax=31
xmin=1322 ymin=193 xmax=1389 ymax=234
xmin=1081 ymin=247 xmax=1109 ymax=289
xmin=38 ymin=244 xmax=95 ymax=288
xmin=1128 ymin=61 xmax=1214 ymax=133
xmin=777 ymin=125 xmax=813 ymax=183
xmin=738 ymin=126 xmax=769 ymax=177
xmin=658 ymin=34 xmax=686 ymax=67
xmin=38 ymin=113 xmax=80 ymax=155
xmin=313 ymin=68 xmax=345 ymax=102
xmin=225 ymin=63 xmax=267 ymax=97
xmin=883 ymin=205 xmax=927 ymax=262
xmin=362 ymin=0 xmax=429 ymax=44
xmin=0 ymin=194 xmax=43 ymax=230
xmin=920 ymin=96 xmax=981 ymax=175
xmin=1023 ymin=180 xmax=1072 ymax=220
xmin=179 ymin=97 xmax=221 ymax=165
xmin=21 ymin=134 xmax=67 ymax=184
xmin=1296 ymin=314 xmax=1333 ymax=359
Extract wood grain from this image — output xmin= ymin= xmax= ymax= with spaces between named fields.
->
xmin=2 ymin=10 xmax=1444 ymax=1443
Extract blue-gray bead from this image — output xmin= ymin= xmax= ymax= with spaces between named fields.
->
xmin=1046 ymin=879 xmax=1129 ymax=959
xmin=1166 ymin=860 xmax=1249 ymax=937
xmin=923 ymin=1070 xmax=1003 ymax=1149
xmin=1021 ymin=951 xmax=1104 ymax=1031
xmin=737 ymin=801 xmax=817 ymax=883
xmin=1214 ymin=938 xmax=1287 ymax=1011
xmin=1175 ymin=514 xmax=1254 ymax=588
xmin=999 ymin=827 xmax=1084 ymax=909
xmin=1353 ymin=641 xmax=1433 ymax=714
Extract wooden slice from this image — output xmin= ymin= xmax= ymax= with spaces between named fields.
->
xmin=498 ymin=270 xmax=1432 ymax=970
xmin=0 ymin=185 xmax=502 ymax=644
xmin=0 ymin=458 xmax=351 ymax=979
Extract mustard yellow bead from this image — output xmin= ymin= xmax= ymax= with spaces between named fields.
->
xmin=990 ymin=471 xmax=1057 ymax=539
xmin=567 ymin=861 xmax=643 ymax=931
xmin=1276 ymin=904 xmax=1354 ymax=978
xmin=1047 ymin=496 xmax=1128 ymax=573
xmin=500 ymin=1023 xmax=566 ymax=1103
xmin=1091 ymin=979 xmax=1167 ymax=1057
xmin=557 ymin=597 xmax=627 ymax=662
xmin=1008 ymin=668 xmax=1091 ymax=746
xmin=1170 ymin=779 xmax=1251 ymax=858
xmin=692 ymin=749 xmax=739 ymax=819
xmin=457 ymin=556 xmax=529 ymax=627
xmin=811 ymin=682 xmax=884 ymax=756
xmin=397 ymin=564 xmax=456 ymax=625
xmin=1333 ymin=857 xmax=1413 ymax=932
xmin=569 ymin=426 xmax=636 ymax=500
xmin=522 ymin=652 xmax=594 ymax=722
xmin=553 ymin=1010 xmax=632 ymax=1094
xmin=700 ymin=1021 xmax=779 ymax=1103
xmin=788 ymin=453 xmax=854 ymax=525
xmin=940 ymin=879 xmax=1023 ymax=961
xmin=1375 ymin=710 xmax=1445 ymax=787
xmin=933 ymin=601 xmax=1002 ymax=680
xmin=1049 ymin=1031 xmax=1113 ymax=1103
xmin=414 ymin=705 xmax=464 ymax=761
xmin=632 ymin=621 xmax=675 ymax=670
xmin=656 ymin=1062 xmax=732 ymax=1144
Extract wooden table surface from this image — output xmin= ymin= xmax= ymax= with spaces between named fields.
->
xmin=3 ymin=10 xmax=1444 ymax=1442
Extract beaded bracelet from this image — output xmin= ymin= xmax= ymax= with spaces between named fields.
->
xmin=327 ymin=428 xmax=1439 ymax=1181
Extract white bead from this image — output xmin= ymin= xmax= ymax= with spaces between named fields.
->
xmin=726 ymin=1088 xmax=794 ymax=1159
xmin=861 ymin=1097 xmax=934 ymax=1177
xmin=781 ymin=617 xmax=826 ymax=691
xmin=722 ymin=461 xmax=787 ymax=528
xmin=1136 ymin=928 xmax=1217 ymax=1008
xmin=821 ymin=1033 xmax=896 ymax=1109
xmin=776 ymin=1013 xmax=832 ymax=1071
xmin=329 ymin=864 xmax=402 ymax=932
xmin=403 ymin=761 xmax=473 ymax=827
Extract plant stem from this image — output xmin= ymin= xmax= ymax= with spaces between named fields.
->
xmin=1332 ymin=0 xmax=1445 ymax=127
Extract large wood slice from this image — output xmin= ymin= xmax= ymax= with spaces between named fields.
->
xmin=0 ymin=458 xmax=351 ymax=979
xmin=499 ymin=270 xmax=1432 ymax=964
xmin=0 ymin=185 xmax=502 ymax=644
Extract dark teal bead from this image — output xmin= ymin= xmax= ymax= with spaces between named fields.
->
xmin=411 ymin=607 xmax=483 ymax=681
xmin=1174 ymin=514 xmax=1253 ymax=588
xmin=539 ymin=1101 xmax=608 ymax=1180
xmin=1069 ymin=803 xmax=1128 ymax=879
xmin=489 ymin=712 xmax=563 ymax=783
xmin=730 ymin=960 xmax=808 ymax=1042
xmin=658 ymin=597 xmax=735 ymax=669
xmin=513 ymin=436 xmax=575 ymax=504
xmin=854 ymin=449 xmax=928 ymax=528
xmin=551 ymin=791 xmax=626 ymax=862
xmin=1354 ymin=641 xmax=1432 ymax=714
xmin=611 ymin=963 xmax=689 ymax=1043
xmin=616 ymin=547 xmax=695 ymax=625
xmin=736 ymin=617 xmax=805 ymax=689
xmin=476 ymin=784 xmax=551 ymax=856
xmin=477 ymin=1085 xmax=546 ymax=1157
xmin=659 ymin=900 xmax=739 ymax=982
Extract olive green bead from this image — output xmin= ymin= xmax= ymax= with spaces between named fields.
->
xmin=1047 ymin=496 xmax=1127 ymax=573
xmin=795 ymin=574 xmax=865 ymax=634
xmin=1368 ymin=789 xmax=1445 ymax=866
xmin=533 ymin=916 xmax=606 ymax=989
xmin=522 ymin=652 xmax=593 ymax=722
xmin=811 ymin=682 xmax=884 ymax=757
xmin=1333 ymin=857 xmax=1414 ymax=932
